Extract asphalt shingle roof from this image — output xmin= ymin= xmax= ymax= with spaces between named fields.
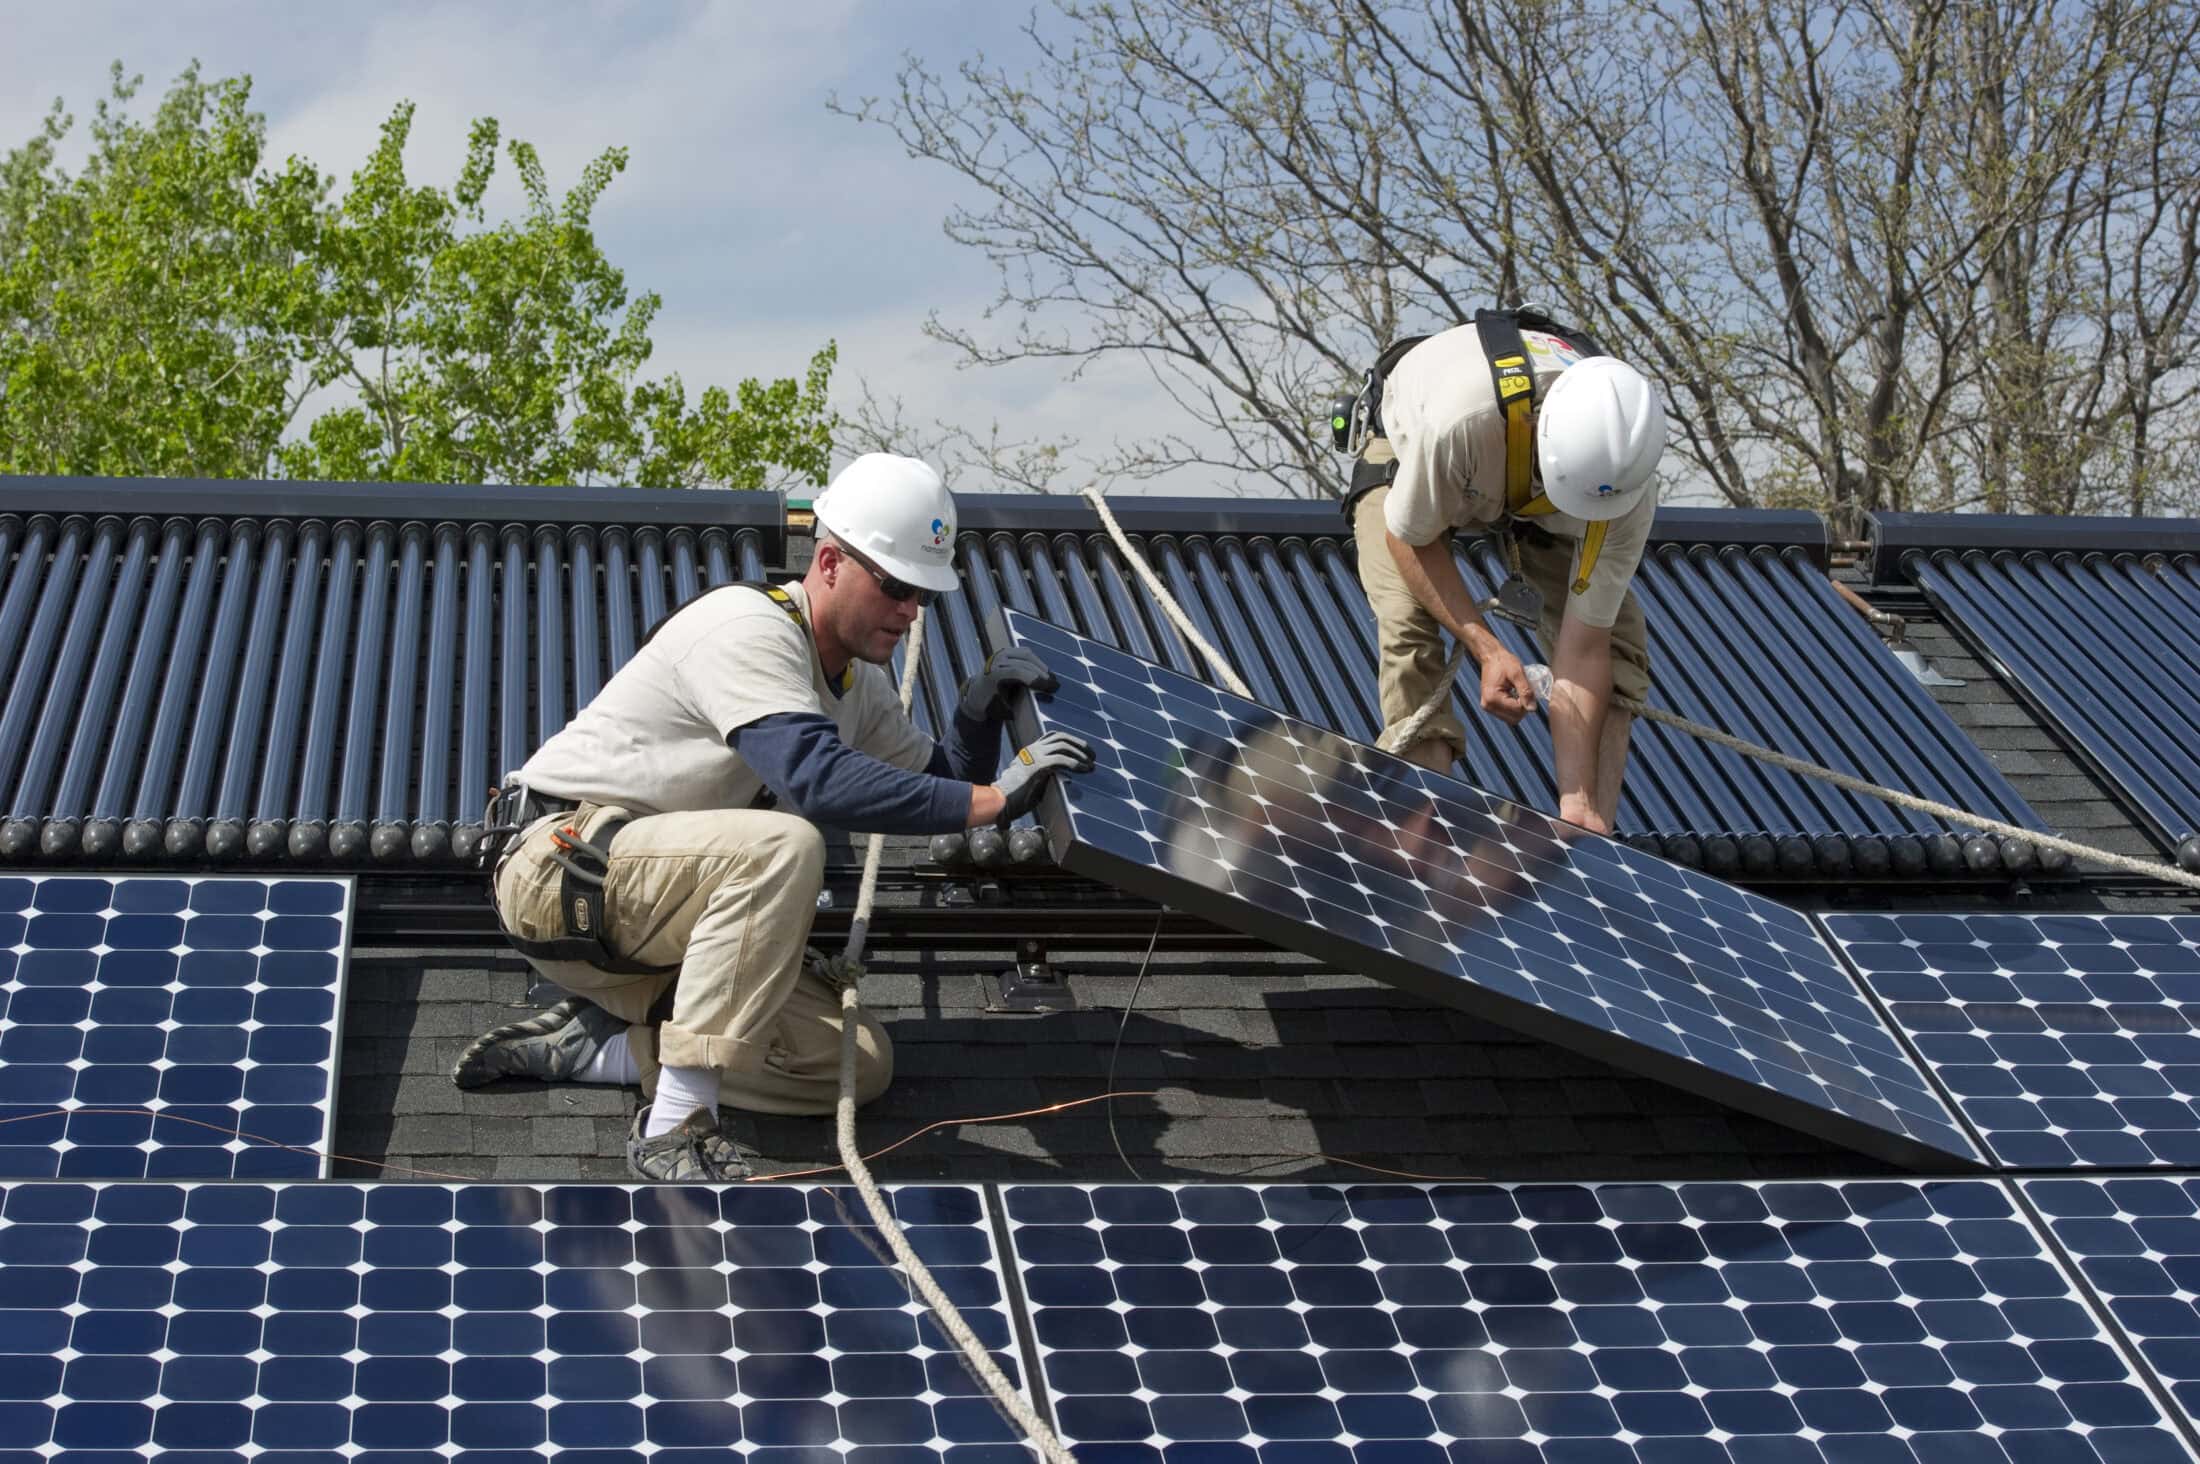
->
xmin=333 ymin=939 xmax=1883 ymax=1187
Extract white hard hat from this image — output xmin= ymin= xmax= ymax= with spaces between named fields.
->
xmin=813 ymin=453 xmax=960 ymax=592
xmin=1535 ymin=357 xmax=1666 ymax=521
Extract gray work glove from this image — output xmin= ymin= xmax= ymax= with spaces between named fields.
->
xmin=994 ymin=731 xmax=1096 ymax=821
xmin=958 ymin=646 xmax=1060 ymax=723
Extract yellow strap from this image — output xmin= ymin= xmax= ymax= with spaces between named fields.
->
xmin=1572 ymin=520 xmax=1608 ymax=595
xmin=763 ymin=585 xmax=854 ymax=692
xmin=1502 ymin=513 xmax=1607 ymax=595
xmin=1495 ymin=353 xmax=1537 ymax=514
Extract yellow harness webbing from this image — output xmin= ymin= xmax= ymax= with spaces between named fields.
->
xmin=761 ymin=584 xmax=855 ymax=693
xmin=1477 ymin=310 xmax=1609 ymax=598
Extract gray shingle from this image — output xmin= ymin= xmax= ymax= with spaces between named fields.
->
xmin=383 ymin=1116 xmax=473 ymax=1155
xmin=530 ymin=1117 xmax=596 ymax=1156
xmin=469 ymin=1117 xmax=536 ymax=1158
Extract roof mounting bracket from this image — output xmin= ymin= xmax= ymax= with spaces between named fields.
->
xmin=982 ymin=938 xmax=1078 ymax=1014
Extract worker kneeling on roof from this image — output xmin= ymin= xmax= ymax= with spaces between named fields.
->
xmin=457 ymin=454 xmax=1094 ymax=1182
xmin=1348 ymin=311 xmax=1666 ymax=834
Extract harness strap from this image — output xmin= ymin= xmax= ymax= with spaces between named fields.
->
xmin=1347 ymin=455 xmax=1399 ymax=505
xmin=1337 ymin=335 xmax=1430 ymax=519
xmin=1475 ymin=309 xmax=1540 ymax=518
xmin=1344 ymin=310 xmax=1605 ymax=525
xmin=641 ymin=581 xmax=853 ymax=693
xmin=498 ymin=816 xmax=678 ymax=977
xmin=1572 ymin=521 xmax=1609 ymax=595
xmin=1473 ymin=310 xmax=1613 ymax=593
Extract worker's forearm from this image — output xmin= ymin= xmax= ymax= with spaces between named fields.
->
xmin=1387 ymin=532 xmax=1506 ymax=660
xmin=1549 ymin=619 xmax=1613 ymax=816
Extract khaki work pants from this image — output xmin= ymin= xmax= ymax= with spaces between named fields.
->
xmin=1352 ymin=477 xmax=1653 ymax=761
xmin=492 ymin=803 xmax=892 ymax=1115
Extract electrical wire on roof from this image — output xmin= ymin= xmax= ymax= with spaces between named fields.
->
xmin=1106 ymin=912 xmax=1166 ymax=1183
xmin=1096 ymin=920 xmax=1495 ymax=1186
xmin=1082 ymin=486 xmax=2200 ymax=895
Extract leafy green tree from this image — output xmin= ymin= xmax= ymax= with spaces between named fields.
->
xmin=0 ymin=63 xmax=836 ymax=490
xmin=0 ymin=65 xmax=328 ymax=479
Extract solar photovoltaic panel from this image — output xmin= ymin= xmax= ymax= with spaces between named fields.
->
xmin=0 ymin=876 xmax=351 ymax=1180
xmin=996 ymin=608 xmax=1978 ymax=1170
xmin=2023 ymin=1175 xmax=2200 ymax=1429
xmin=1001 ymin=1180 xmax=2192 ymax=1462
xmin=0 ymin=1181 xmax=1031 ymax=1459
xmin=1827 ymin=913 xmax=2200 ymax=1169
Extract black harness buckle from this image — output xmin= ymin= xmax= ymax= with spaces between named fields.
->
xmin=484 ymin=797 xmax=674 ymax=978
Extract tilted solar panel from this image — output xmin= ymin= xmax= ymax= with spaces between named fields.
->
xmin=1001 ymin=1180 xmax=2192 ymax=1462
xmin=0 ymin=876 xmax=351 ymax=1179
xmin=997 ymin=608 xmax=1977 ymax=1170
xmin=0 ymin=1181 xmax=1030 ymax=1459
xmin=1827 ymin=913 xmax=2200 ymax=1169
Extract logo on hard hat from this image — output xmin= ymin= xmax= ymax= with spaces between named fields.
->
xmin=929 ymin=517 xmax=949 ymax=547
xmin=1595 ymin=483 xmax=1616 ymax=496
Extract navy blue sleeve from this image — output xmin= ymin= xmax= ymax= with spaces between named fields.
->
xmin=733 ymin=713 xmax=971 ymax=833
xmin=926 ymin=709 xmax=1002 ymax=783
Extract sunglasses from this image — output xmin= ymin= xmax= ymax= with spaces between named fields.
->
xmin=835 ymin=540 xmax=940 ymax=608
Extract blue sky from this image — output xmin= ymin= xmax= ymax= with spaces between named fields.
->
xmin=3 ymin=1 xmax=1202 ymax=492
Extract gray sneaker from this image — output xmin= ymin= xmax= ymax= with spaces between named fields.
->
xmin=626 ymin=1103 xmax=758 ymax=1182
xmin=452 ymin=997 xmax=626 ymax=1089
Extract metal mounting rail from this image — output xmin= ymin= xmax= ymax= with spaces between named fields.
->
xmin=350 ymin=873 xmax=1270 ymax=953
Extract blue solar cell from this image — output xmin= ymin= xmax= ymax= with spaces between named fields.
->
xmin=1826 ymin=913 xmax=2200 ymax=1168
xmin=1004 ymin=1181 xmax=2190 ymax=1462
xmin=0 ymin=877 xmax=353 ymax=1180
xmin=2023 ymin=1174 xmax=2200 ymax=1430
xmin=0 ymin=1180 xmax=1021 ymax=1458
xmin=998 ymin=608 xmax=1976 ymax=1169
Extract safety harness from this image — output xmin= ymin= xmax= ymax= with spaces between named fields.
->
xmin=1339 ymin=309 xmax=1613 ymax=602
xmin=478 ymin=579 xmax=841 ymax=975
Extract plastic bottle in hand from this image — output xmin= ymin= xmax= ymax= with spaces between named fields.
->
xmin=1525 ymin=663 xmax=1554 ymax=708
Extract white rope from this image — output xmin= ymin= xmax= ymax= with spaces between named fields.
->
xmin=1378 ymin=639 xmax=1473 ymax=759
xmin=1385 ymin=642 xmax=2200 ymax=892
xmin=1633 ymin=696 xmax=2200 ymax=889
xmin=1084 ymin=488 xmax=2200 ymax=893
xmin=1082 ymin=486 xmax=1254 ymax=699
xmin=830 ymin=610 xmax=1078 ymax=1464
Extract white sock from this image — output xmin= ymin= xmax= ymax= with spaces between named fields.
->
xmin=645 ymin=1063 xmax=721 ymax=1137
xmin=574 ymin=1030 xmax=638 ymax=1086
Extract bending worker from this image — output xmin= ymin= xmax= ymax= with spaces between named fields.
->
xmin=1345 ymin=310 xmax=1666 ymax=835
xmin=457 ymin=453 xmax=1093 ymax=1182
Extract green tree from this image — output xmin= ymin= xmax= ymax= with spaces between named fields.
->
xmin=0 ymin=63 xmax=837 ymax=490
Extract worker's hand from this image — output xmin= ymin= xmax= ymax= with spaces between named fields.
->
xmin=1557 ymin=795 xmax=1611 ymax=837
xmin=1478 ymin=648 xmax=1537 ymax=725
xmin=958 ymin=646 xmax=1060 ymax=723
xmin=993 ymin=731 xmax=1097 ymax=821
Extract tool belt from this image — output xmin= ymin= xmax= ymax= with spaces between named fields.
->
xmin=478 ymin=785 xmax=675 ymax=977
